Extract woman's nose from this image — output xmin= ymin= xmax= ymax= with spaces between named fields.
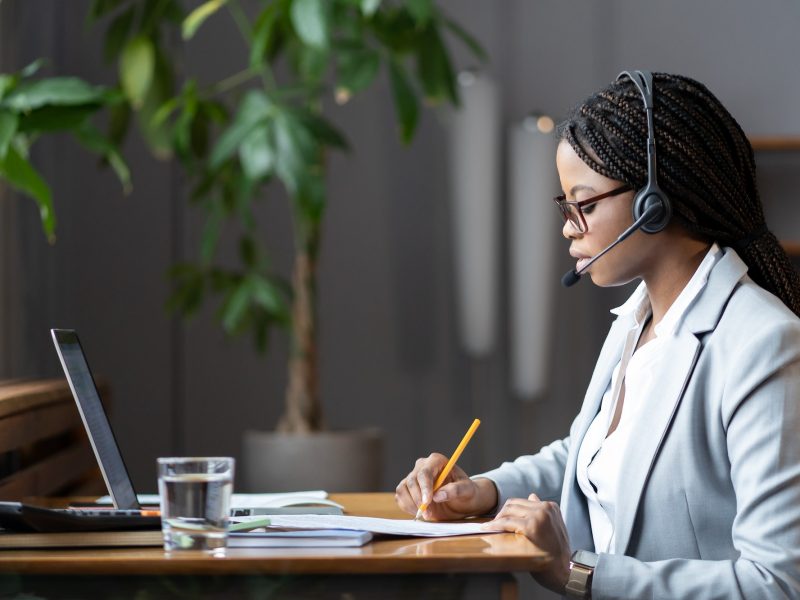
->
xmin=562 ymin=219 xmax=582 ymax=240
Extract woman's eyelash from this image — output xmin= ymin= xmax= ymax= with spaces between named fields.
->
xmin=582 ymin=203 xmax=597 ymax=214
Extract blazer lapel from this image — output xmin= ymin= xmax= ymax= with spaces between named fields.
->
xmin=613 ymin=247 xmax=749 ymax=555
xmin=561 ymin=313 xmax=632 ymax=550
xmin=612 ymin=332 xmax=700 ymax=555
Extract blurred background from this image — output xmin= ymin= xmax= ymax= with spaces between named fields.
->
xmin=1 ymin=4 xmax=799 ymax=593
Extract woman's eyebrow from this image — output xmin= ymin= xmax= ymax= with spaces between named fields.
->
xmin=569 ymin=184 xmax=596 ymax=196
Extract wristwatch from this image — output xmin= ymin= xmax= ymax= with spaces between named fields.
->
xmin=564 ymin=549 xmax=598 ymax=598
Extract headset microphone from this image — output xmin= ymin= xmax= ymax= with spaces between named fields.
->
xmin=561 ymin=203 xmax=664 ymax=287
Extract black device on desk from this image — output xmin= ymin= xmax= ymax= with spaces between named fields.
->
xmin=0 ymin=330 xmax=162 ymax=533
xmin=0 ymin=502 xmax=160 ymax=533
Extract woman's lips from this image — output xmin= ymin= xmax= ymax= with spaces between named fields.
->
xmin=576 ymin=257 xmax=591 ymax=272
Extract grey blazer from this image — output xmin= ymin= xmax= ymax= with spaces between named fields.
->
xmin=479 ymin=248 xmax=800 ymax=599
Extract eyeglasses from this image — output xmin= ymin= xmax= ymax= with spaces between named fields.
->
xmin=553 ymin=184 xmax=633 ymax=233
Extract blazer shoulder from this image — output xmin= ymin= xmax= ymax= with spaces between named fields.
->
xmin=719 ymin=278 xmax=800 ymax=334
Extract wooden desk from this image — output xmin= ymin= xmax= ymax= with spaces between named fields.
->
xmin=0 ymin=493 xmax=549 ymax=599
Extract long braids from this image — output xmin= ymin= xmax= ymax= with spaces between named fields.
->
xmin=558 ymin=72 xmax=800 ymax=317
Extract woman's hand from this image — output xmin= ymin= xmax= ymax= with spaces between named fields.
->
xmin=394 ymin=453 xmax=498 ymax=521
xmin=481 ymin=493 xmax=572 ymax=594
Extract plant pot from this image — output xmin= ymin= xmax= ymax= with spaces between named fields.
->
xmin=241 ymin=428 xmax=384 ymax=493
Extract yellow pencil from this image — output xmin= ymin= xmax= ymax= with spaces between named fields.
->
xmin=414 ymin=418 xmax=481 ymax=521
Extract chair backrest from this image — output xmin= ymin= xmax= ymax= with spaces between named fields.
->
xmin=0 ymin=379 xmax=107 ymax=500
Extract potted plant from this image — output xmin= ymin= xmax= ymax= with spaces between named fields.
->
xmin=0 ymin=0 xmax=484 ymax=492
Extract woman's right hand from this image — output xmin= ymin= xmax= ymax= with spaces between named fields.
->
xmin=394 ymin=453 xmax=498 ymax=521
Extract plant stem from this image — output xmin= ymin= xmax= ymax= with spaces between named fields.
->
xmin=277 ymin=225 xmax=322 ymax=434
xmin=209 ymin=67 xmax=260 ymax=96
xmin=227 ymin=0 xmax=253 ymax=42
xmin=227 ymin=0 xmax=277 ymax=91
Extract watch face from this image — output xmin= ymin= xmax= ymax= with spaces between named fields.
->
xmin=572 ymin=549 xmax=599 ymax=568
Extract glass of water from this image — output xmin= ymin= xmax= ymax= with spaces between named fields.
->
xmin=157 ymin=457 xmax=234 ymax=554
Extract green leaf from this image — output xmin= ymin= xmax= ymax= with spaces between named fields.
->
xmin=296 ymin=45 xmax=329 ymax=81
xmin=200 ymin=203 xmax=224 ymax=263
xmin=201 ymin=99 xmax=227 ymax=124
xmin=294 ymin=110 xmax=348 ymax=150
xmin=388 ymin=59 xmax=418 ymax=144
xmin=20 ymin=59 xmax=46 ymax=79
xmin=167 ymin=263 xmax=207 ymax=315
xmin=336 ymin=47 xmax=380 ymax=100
xmin=17 ymin=105 xmax=98 ymax=133
xmin=250 ymin=275 xmax=289 ymax=318
xmin=371 ymin=8 xmax=420 ymax=54
xmin=443 ymin=16 xmax=487 ymax=63
xmin=209 ymin=90 xmax=271 ymax=169
xmin=151 ymin=97 xmax=180 ymax=128
xmin=0 ymin=110 xmax=18 ymax=159
xmin=290 ymin=0 xmax=329 ymax=48
xmin=0 ymin=75 xmax=17 ymax=101
xmin=249 ymin=4 xmax=280 ymax=68
xmin=293 ymin=173 xmax=326 ymax=224
xmin=221 ymin=278 xmax=252 ymax=334
xmin=0 ymin=145 xmax=55 ymax=242
xmin=239 ymin=125 xmax=274 ymax=180
xmin=120 ymin=36 xmax=155 ymax=109
xmin=416 ymin=24 xmax=458 ymax=105
xmin=103 ymin=6 xmax=136 ymax=63
xmin=74 ymin=123 xmax=133 ymax=194
xmin=108 ymin=98 xmax=132 ymax=145
xmin=273 ymin=111 xmax=316 ymax=195
xmin=361 ymin=0 xmax=381 ymax=17
xmin=189 ymin=111 xmax=210 ymax=159
xmin=137 ymin=47 xmax=175 ymax=158
xmin=182 ymin=0 xmax=227 ymax=40
xmin=164 ymin=0 xmax=185 ymax=23
xmin=406 ymin=0 xmax=433 ymax=25
xmin=2 ymin=78 xmax=106 ymax=111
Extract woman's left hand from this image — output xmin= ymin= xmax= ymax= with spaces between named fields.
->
xmin=480 ymin=493 xmax=572 ymax=594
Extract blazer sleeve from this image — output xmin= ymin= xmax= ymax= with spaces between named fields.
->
xmin=592 ymin=318 xmax=800 ymax=599
xmin=473 ymin=414 xmax=581 ymax=509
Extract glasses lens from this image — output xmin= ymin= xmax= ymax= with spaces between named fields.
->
xmin=558 ymin=202 xmax=585 ymax=232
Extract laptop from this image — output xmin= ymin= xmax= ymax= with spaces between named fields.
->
xmin=49 ymin=329 xmax=342 ymax=516
xmin=0 ymin=329 xmax=340 ymax=533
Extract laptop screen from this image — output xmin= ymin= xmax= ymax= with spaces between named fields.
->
xmin=51 ymin=329 xmax=139 ymax=510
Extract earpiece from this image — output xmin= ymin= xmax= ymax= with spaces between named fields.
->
xmin=617 ymin=70 xmax=672 ymax=234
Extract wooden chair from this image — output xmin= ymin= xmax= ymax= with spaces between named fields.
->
xmin=0 ymin=379 xmax=106 ymax=501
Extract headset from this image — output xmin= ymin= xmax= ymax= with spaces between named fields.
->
xmin=561 ymin=70 xmax=673 ymax=287
xmin=621 ymin=70 xmax=672 ymax=233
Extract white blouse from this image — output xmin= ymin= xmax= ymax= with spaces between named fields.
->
xmin=575 ymin=243 xmax=723 ymax=554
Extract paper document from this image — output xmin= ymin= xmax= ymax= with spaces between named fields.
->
xmin=236 ymin=514 xmax=492 ymax=537
xmin=96 ymin=491 xmax=336 ymax=508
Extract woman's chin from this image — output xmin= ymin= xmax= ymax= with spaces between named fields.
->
xmin=588 ymin=271 xmax=634 ymax=288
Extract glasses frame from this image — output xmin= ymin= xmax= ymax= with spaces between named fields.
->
xmin=553 ymin=184 xmax=633 ymax=233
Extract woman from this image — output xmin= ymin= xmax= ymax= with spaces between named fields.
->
xmin=395 ymin=71 xmax=800 ymax=599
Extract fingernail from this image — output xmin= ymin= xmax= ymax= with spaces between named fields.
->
xmin=433 ymin=491 xmax=447 ymax=502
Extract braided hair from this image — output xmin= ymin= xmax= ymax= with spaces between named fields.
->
xmin=558 ymin=72 xmax=800 ymax=317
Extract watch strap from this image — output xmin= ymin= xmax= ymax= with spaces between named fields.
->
xmin=564 ymin=550 xmax=597 ymax=598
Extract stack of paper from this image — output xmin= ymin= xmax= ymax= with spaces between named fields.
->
xmin=229 ymin=529 xmax=372 ymax=548
xmin=232 ymin=514 xmax=490 ymax=537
